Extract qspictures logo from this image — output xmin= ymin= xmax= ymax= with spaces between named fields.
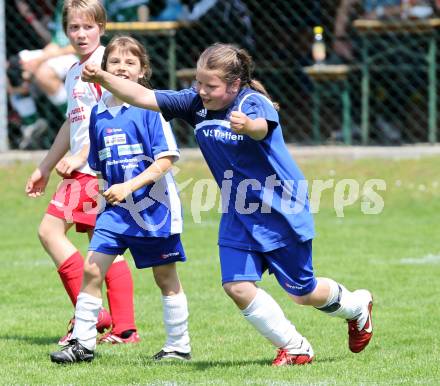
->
xmin=53 ymin=159 xmax=387 ymax=231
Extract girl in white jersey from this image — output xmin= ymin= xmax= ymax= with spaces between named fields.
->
xmin=25 ymin=0 xmax=139 ymax=346
xmin=82 ymin=43 xmax=374 ymax=366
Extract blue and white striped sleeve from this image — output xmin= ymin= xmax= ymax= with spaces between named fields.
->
xmin=239 ymin=92 xmax=279 ymax=131
xmin=147 ymin=111 xmax=180 ymax=161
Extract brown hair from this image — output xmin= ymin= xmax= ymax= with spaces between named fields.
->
xmin=197 ymin=43 xmax=279 ymax=110
xmin=101 ymin=36 xmax=152 ymax=89
xmin=62 ymin=0 xmax=107 ymax=34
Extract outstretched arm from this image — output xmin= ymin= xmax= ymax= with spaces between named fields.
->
xmin=82 ymin=63 xmax=160 ymax=112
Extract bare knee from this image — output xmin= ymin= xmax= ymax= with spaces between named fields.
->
xmin=222 ymin=281 xmax=255 ymax=301
xmin=223 ymin=282 xmax=243 ymax=300
xmin=290 ymin=293 xmax=312 ymax=305
xmin=153 ymin=264 xmax=180 ymax=295
xmin=83 ymin=260 xmax=103 ymax=286
xmin=38 ymin=219 xmax=56 ymax=247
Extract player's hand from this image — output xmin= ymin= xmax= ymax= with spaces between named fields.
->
xmin=25 ymin=167 xmax=50 ymax=198
xmin=82 ymin=63 xmax=102 ymax=83
xmin=230 ymin=111 xmax=250 ymax=134
xmin=103 ymin=183 xmax=132 ymax=205
xmin=55 ymin=155 xmax=86 ymax=178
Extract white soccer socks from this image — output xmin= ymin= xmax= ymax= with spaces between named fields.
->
xmin=162 ymin=292 xmax=191 ymax=354
xmin=242 ymin=288 xmax=304 ymax=350
xmin=315 ymin=278 xmax=364 ymax=320
xmin=71 ymin=292 xmax=101 ymax=351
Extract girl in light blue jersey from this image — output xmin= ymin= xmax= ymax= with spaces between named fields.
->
xmin=50 ymin=36 xmax=191 ymax=364
xmin=82 ymin=42 xmax=373 ymax=366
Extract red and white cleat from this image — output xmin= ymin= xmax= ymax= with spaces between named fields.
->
xmin=348 ymin=290 xmax=373 ymax=353
xmin=272 ymin=338 xmax=314 ymax=366
xmin=58 ymin=318 xmax=74 ymax=347
xmin=98 ymin=331 xmax=141 ymax=345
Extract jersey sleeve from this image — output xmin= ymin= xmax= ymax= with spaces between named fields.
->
xmin=154 ymin=88 xmax=198 ymax=125
xmin=239 ymin=93 xmax=279 ymax=132
xmin=145 ymin=111 xmax=180 ymax=161
xmin=87 ymin=106 xmax=99 ymax=173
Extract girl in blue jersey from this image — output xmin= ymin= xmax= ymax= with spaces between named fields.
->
xmin=50 ymin=36 xmax=191 ymax=364
xmin=82 ymin=43 xmax=373 ymax=366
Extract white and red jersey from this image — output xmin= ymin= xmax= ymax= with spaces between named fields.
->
xmin=64 ymin=45 xmax=105 ymax=175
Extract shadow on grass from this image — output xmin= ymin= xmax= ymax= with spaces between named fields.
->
xmin=0 ymin=334 xmax=59 ymax=346
xmin=138 ymin=358 xmax=282 ymax=368
xmin=135 ymin=355 xmax=344 ymax=369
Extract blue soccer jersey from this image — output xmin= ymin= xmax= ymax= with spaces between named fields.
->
xmin=89 ymin=92 xmax=182 ymax=237
xmin=155 ymin=87 xmax=314 ymax=252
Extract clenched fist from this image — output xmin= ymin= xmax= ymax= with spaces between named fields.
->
xmin=82 ymin=63 xmax=102 ymax=83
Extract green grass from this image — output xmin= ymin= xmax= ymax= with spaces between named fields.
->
xmin=1 ymin=155 xmax=440 ymax=385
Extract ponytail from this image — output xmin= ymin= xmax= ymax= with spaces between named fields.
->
xmin=248 ymin=79 xmax=280 ymax=111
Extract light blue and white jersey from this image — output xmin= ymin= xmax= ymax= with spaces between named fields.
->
xmin=89 ymin=92 xmax=182 ymax=237
xmin=155 ymin=87 xmax=314 ymax=252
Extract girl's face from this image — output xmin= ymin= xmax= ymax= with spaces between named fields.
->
xmin=66 ymin=11 xmax=102 ymax=58
xmin=105 ymin=48 xmax=145 ymax=83
xmin=195 ymin=68 xmax=240 ymax=111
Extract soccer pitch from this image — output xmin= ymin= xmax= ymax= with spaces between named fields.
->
xmin=0 ymin=154 xmax=439 ymax=385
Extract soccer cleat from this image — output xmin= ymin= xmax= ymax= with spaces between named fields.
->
xmin=272 ymin=338 xmax=314 ymax=366
xmin=50 ymin=339 xmax=94 ymax=364
xmin=98 ymin=331 xmax=141 ymax=345
xmin=152 ymin=349 xmax=192 ymax=361
xmin=58 ymin=308 xmax=112 ymax=346
xmin=348 ymin=290 xmax=373 ymax=353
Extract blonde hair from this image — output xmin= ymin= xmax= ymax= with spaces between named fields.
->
xmin=197 ymin=43 xmax=279 ymax=111
xmin=101 ymin=36 xmax=152 ymax=89
xmin=62 ymin=0 xmax=107 ymax=34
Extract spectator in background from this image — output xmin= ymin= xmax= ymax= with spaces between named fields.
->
xmin=103 ymin=0 xmax=150 ymax=22
xmin=333 ymin=0 xmax=401 ymax=62
xmin=153 ymin=0 xmax=184 ymax=21
xmin=8 ymin=0 xmax=78 ymax=149
xmin=333 ymin=0 xmax=436 ymax=61
xmin=6 ymin=0 xmax=51 ymax=148
xmin=104 ymin=0 xmax=183 ymax=22
xmin=332 ymin=0 xmax=437 ymax=144
xmin=180 ymin=0 xmax=255 ymax=52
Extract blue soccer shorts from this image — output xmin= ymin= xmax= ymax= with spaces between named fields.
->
xmin=219 ymin=239 xmax=317 ymax=296
xmin=89 ymin=228 xmax=186 ymax=269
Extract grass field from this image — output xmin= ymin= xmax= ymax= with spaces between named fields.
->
xmin=1 ymin=154 xmax=439 ymax=385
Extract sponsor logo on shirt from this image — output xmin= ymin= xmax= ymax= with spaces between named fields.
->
xmin=106 ymin=128 xmax=123 ymax=134
xmin=72 ymin=88 xmax=86 ymax=99
xmin=69 ymin=106 xmax=86 ymax=123
xmin=104 ymin=134 xmax=126 ymax=147
xmin=202 ymin=128 xmax=244 ymax=141
xmin=117 ymin=143 xmax=144 ymax=156
xmin=98 ymin=147 xmax=111 ymax=161
xmin=196 ymin=108 xmax=207 ymax=118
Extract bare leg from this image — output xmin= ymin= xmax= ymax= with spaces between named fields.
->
xmin=38 ymin=213 xmax=76 ymax=267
